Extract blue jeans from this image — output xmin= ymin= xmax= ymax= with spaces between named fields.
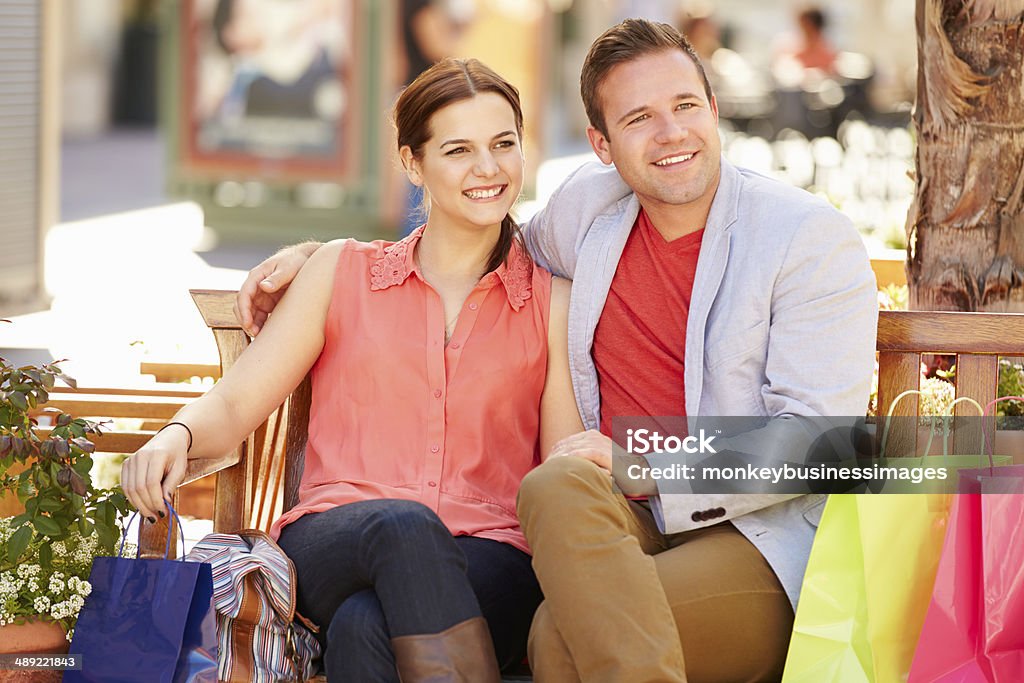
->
xmin=277 ymin=499 xmax=541 ymax=680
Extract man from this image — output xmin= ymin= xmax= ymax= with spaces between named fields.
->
xmin=236 ymin=19 xmax=876 ymax=682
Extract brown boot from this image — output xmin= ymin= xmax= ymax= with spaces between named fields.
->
xmin=391 ymin=616 xmax=502 ymax=683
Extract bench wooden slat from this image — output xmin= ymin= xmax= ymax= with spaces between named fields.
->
xmin=953 ymin=354 xmax=999 ymax=454
xmin=876 ymin=350 xmax=921 ymax=457
xmin=140 ymin=361 xmax=221 ymax=382
xmin=877 ymin=310 xmax=1024 ymax=354
xmin=50 ymin=384 xmax=206 ymax=398
xmin=33 ymin=428 xmax=155 ymax=454
xmin=39 ymin=394 xmax=192 ymax=420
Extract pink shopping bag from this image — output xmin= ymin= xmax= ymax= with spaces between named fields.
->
xmin=909 ymin=397 xmax=1024 ymax=682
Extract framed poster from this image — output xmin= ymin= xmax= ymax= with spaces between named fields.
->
xmin=179 ymin=0 xmax=360 ymax=180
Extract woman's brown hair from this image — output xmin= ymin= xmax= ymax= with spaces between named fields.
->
xmin=394 ymin=58 xmax=525 ymax=274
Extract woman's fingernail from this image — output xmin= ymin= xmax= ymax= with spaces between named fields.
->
xmin=157 ymin=511 xmax=165 ymax=518
xmin=147 ymin=516 xmax=157 ymax=524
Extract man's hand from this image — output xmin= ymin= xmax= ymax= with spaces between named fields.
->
xmin=547 ymin=429 xmax=614 ymax=472
xmin=235 ymin=242 xmax=321 ymax=336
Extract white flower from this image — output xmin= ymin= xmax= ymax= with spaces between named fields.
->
xmin=49 ymin=575 xmax=65 ymax=594
xmin=33 ymin=596 xmax=51 ymax=613
xmin=17 ymin=564 xmax=41 ymax=579
xmin=78 ymin=580 xmax=92 ymax=597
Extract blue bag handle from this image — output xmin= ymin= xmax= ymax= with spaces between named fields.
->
xmin=118 ymin=500 xmax=187 ymax=561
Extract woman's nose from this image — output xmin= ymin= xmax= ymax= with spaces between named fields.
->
xmin=474 ymin=151 xmax=499 ymax=177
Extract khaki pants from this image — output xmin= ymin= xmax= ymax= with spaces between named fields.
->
xmin=517 ymin=456 xmax=794 ymax=683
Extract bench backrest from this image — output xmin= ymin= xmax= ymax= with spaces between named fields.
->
xmin=189 ymin=290 xmax=312 ymax=536
xmin=186 ymin=291 xmax=1024 ymax=535
xmin=876 ymin=310 xmax=1024 ymax=457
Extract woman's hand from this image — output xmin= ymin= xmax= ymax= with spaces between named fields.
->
xmin=120 ymin=425 xmax=190 ymax=522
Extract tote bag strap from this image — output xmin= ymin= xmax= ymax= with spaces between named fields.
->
xmin=119 ymin=501 xmax=187 ymax=560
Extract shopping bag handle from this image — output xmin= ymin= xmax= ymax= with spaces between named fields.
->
xmin=118 ymin=500 xmax=187 ymax=561
xmin=941 ymin=397 xmax=985 ymax=463
xmin=880 ymin=390 xmax=983 ymax=464
xmin=981 ymin=395 xmax=1024 ymax=471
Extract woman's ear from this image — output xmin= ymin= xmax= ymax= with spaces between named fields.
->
xmin=399 ymin=146 xmax=423 ymax=187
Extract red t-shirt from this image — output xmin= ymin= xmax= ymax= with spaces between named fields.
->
xmin=593 ymin=209 xmax=703 ymax=438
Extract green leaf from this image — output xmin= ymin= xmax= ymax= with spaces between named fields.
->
xmin=9 ymin=392 xmax=27 ymax=411
xmin=38 ymin=542 xmax=52 ymax=569
xmin=37 ymin=497 xmax=63 ymax=512
xmin=95 ymin=522 xmax=116 ymax=552
xmin=6 ymin=525 xmax=32 ymax=563
xmin=56 ymin=413 xmax=72 ymax=428
xmin=32 ymin=516 xmax=62 ymax=536
xmin=72 ymin=454 xmax=94 ymax=475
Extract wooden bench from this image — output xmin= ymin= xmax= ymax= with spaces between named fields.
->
xmin=136 ymin=291 xmax=1024 ymax=680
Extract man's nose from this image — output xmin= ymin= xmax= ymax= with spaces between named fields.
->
xmin=654 ymin=116 xmax=688 ymax=146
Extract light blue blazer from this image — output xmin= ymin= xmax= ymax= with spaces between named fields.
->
xmin=522 ymin=158 xmax=878 ymax=608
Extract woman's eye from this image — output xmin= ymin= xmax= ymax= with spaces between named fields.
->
xmin=495 ymin=140 xmax=516 ymax=149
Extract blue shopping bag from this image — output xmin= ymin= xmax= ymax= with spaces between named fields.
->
xmin=64 ymin=503 xmax=217 ymax=683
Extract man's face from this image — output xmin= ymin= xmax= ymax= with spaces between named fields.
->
xmin=587 ymin=49 xmax=721 ymax=225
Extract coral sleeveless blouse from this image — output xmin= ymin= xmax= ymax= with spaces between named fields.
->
xmin=270 ymin=227 xmax=551 ymax=553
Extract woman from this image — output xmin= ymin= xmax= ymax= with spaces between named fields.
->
xmin=121 ymin=58 xmax=583 ymax=682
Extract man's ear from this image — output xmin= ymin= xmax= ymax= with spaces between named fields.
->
xmin=399 ymin=146 xmax=423 ymax=186
xmin=586 ymin=126 xmax=613 ymax=166
xmin=710 ymin=93 xmax=719 ymax=123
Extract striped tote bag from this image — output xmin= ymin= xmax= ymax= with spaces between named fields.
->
xmin=187 ymin=529 xmax=322 ymax=682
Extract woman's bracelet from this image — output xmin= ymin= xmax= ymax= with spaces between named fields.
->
xmin=156 ymin=421 xmax=193 ymax=453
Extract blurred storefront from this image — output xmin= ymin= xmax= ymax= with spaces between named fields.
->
xmin=0 ymin=0 xmax=58 ymax=317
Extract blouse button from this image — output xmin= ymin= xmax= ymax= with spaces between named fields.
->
xmin=469 ymin=303 xmax=479 ymax=311
xmin=428 ymin=481 xmax=437 ymax=487
xmin=450 ymin=342 xmax=460 ymax=349
xmin=433 ymin=389 xmax=442 ymax=398
xmin=430 ymin=445 xmax=440 ymax=453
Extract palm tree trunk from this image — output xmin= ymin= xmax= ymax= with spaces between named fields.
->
xmin=907 ymin=0 xmax=1024 ymax=311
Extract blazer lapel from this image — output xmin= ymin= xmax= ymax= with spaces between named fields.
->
xmin=570 ymin=193 xmax=640 ymax=429
xmin=685 ymin=160 xmax=742 ymax=416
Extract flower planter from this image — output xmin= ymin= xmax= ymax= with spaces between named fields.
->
xmin=0 ymin=618 xmax=68 ymax=683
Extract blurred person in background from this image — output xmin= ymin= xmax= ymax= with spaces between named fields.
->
xmin=123 ymin=58 xmax=580 ymax=682
xmin=776 ymin=6 xmax=838 ymax=76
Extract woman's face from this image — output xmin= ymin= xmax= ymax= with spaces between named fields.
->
xmin=403 ymin=92 xmax=524 ymax=233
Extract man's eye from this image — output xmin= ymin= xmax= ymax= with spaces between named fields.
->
xmin=629 ymin=114 xmax=649 ymax=125
xmin=677 ymin=103 xmax=695 ymax=110
xmin=446 ymin=147 xmax=468 ymax=155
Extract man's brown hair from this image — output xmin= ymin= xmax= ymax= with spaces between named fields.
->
xmin=581 ymin=18 xmax=713 ymax=137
